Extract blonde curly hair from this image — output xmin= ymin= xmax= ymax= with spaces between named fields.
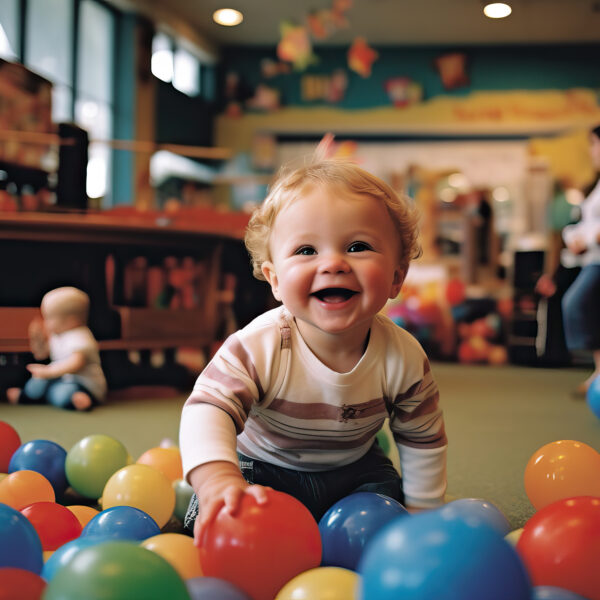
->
xmin=245 ymin=158 xmax=421 ymax=281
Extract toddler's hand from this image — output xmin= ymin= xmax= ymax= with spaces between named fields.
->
xmin=191 ymin=461 xmax=270 ymax=546
xmin=26 ymin=363 xmax=52 ymax=379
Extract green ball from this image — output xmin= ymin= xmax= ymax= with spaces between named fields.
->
xmin=173 ymin=478 xmax=194 ymax=522
xmin=376 ymin=429 xmax=391 ymax=455
xmin=43 ymin=540 xmax=190 ymax=600
xmin=65 ymin=435 xmax=129 ymax=499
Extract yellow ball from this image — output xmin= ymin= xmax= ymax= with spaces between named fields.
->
xmin=102 ymin=464 xmax=175 ymax=528
xmin=275 ymin=567 xmax=360 ymax=600
xmin=141 ymin=533 xmax=202 ymax=580
xmin=505 ymin=527 xmax=523 ymax=547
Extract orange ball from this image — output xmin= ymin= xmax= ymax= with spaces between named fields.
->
xmin=136 ymin=447 xmax=183 ymax=483
xmin=524 ymin=440 xmax=600 ymax=510
xmin=65 ymin=505 xmax=99 ymax=528
xmin=141 ymin=533 xmax=203 ymax=580
xmin=0 ymin=470 xmax=55 ymax=510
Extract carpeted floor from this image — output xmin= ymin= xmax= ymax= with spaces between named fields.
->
xmin=1 ymin=363 xmax=598 ymax=530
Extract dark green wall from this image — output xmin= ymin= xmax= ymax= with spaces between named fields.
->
xmin=219 ymin=44 xmax=600 ymax=110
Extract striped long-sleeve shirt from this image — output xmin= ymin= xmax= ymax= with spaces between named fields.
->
xmin=180 ymin=306 xmax=447 ymax=507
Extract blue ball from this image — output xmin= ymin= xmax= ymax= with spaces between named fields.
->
xmin=439 ymin=498 xmax=511 ymax=536
xmin=186 ymin=576 xmax=251 ymax=600
xmin=81 ymin=506 xmax=160 ymax=541
xmin=533 ymin=586 xmax=590 ymax=600
xmin=319 ymin=492 xmax=408 ymax=571
xmin=586 ymin=375 xmax=600 ymax=419
xmin=0 ymin=502 xmax=44 ymax=574
xmin=8 ymin=439 xmax=67 ymax=496
xmin=358 ymin=509 xmax=531 ymax=600
xmin=42 ymin=535 xmax=105 ymax=581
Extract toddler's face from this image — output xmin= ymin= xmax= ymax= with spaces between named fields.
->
xmin=262 ymin=184 xmax=403 ymax=339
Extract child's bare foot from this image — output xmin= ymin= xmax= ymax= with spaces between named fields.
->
xmin=573 ymin=371 xmax=600 ymax=398
xmin=6 ymin=388 xmax=21 ymax=404
xmin=71 ymin=391 xmax=92 ymax=411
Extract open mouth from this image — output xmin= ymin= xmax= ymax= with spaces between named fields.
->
xmin=311 ymin=288 xmax=358 ymax=303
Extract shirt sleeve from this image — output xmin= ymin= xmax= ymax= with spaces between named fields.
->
xmin=385 ymin=327 xmax=447 ymax=507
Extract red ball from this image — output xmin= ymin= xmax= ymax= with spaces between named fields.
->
xmin=0 ymin=421 xmax=21 ymax=473
xmin=0 ymin=567 xmax=46 ymax=600
xmin=20 ymin=501 xmax=82 ymax=551
xmin=199 ymin=489 xmax=322 ymax=600
xmin=516 ymin=496 xmax=600 ymax=600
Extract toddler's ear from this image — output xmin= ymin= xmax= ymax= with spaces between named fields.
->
xmin=261 ymin=261 xmax=282 ymax=301
xmin=389 ymin=268 xmax=405 ymax=299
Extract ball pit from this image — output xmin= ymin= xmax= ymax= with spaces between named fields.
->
xmin=0 ymin=421 xmax=21 ymax=473
xmin=275 ymin=566 xmax=359 ymax=600
xmin=0 ymin=469 xmax=55 ymax=509
xmin=9 ymin=440 xmax=68 ymax=496
xmin=20 ymin=501 xmax=82 ymax=551
xmin=81 ymin=505 xmax=160 ymax=541
xmin=0 ymin=567 xmax=46 ymax=600
xmin=0 ymin=503 xmax=43 ymax=574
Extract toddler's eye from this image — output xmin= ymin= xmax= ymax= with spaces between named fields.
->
xmin=348 ymin=241 xmax=371 ymax=253
xmin=295 ymin=246 xmax=316 ymax=255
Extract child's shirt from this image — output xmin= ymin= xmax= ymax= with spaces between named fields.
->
xmin=49 ymin=326 xmax=107 ymax=401
xmin=181 ymin=306 xmax=447 ymax=507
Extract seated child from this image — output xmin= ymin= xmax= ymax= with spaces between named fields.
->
xmin=7 ymin=286 xmax=107 ymax=411
xmin=180 ymin=155 xmax=448 ymax=543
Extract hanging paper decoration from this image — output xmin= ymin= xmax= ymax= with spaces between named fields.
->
xmin=277 ymin=22 xmax=317 ymax=71
xmin=347 ymin=37 xmax=378 ymax=78
xmin=307 ymin=0 xmax=352 ymax=41
xmin=384 ymin=77 xmax=423 ymax=107
xmin=434 ymin=52 xmax=469 ymax=90
xmin=246 ymin=84 xmax=281 ymax=112
xmin=301 ymin=69 xmax=348 ymax=103
xmin=260 ymin=58 xmax=291 ymax=79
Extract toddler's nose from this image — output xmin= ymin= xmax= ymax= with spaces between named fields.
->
xmin=319 ymin=253 xmax=351 ymax=274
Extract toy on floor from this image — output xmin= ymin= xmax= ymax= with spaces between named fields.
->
xmin=439 ymin=498 xmax=511 ymax=536
xmin=524 ymin=439 xmax=600 ymax=510
xmin=185 ymin=576 xmax=250 ymax=600
xmin=82 ymin=505 xmax=160 ymax=542
xmin=586 ymin=374 xmax=600 ymax=418
xmin=0 ymin=567 xmax=46 ymax=599
xmin=198 ymin=489 xmax=322 ymax=600
xmin=517 ymin=496 xmax=600 ymax=600
xmin=141 ymin=533 xmax=203 ymax=580
xmin=0 ymin=469 xmax=55 ymax=509
xmin=358 ymin=508 xmax=532 ymax=599
xmin=0 ymin=421 xmax=21 ymax=472
xmin=275 ymin=566 xmax=359 ymax=600
xmin=0 ymin=503 xmax=44 ymax=574
xmin=20 ymin=501 xmax=81 ymax=551
xmin=319 ymin=492 xmax=408 ymax=571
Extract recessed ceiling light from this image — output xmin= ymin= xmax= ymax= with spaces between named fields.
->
xmin=213 ymin=8 xmax=244 ymax=27
xmin=483 ymin=2 xmax=512 ymax=18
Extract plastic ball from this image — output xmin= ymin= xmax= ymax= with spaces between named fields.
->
xmin=42 ymin=541 xmax=191 ymax=600
xmin=199 ymin=489 xmax=322 ymax=600
xmin=0 ymin=567 xmax=46 ymax=600
xmin=524 ymin=440 xmax=600 ymax=510
xmin=275 ymin=566 xmax=359 ymax=600
xmin=0 ymin=470 xmax=55 ymax=509
xmin=533 ymin=586 xmax=590 ymax=600
xmin=9 ymin=440 xmax=67 ymax=496
xmin=505 ymin=527 xmax=524 ymax=547
xmin=102 ymin=463 xmax=175 ymax=528
xmin=65 ymin=505 xmax=99 ymax=528
xmin=186 ymin=576 xmax=250 ymax=600
xmin=141 ymin=533 xmax=203 ymax=579
xmin=41 ymin=536 xmax=105 ymax=582
xmin=516 ymin=496 xmax=600 ymax=600
xmin=20 ymin=502 xmax=82 ymax=551
xmin=319 ymin=492 xmax=408 ymax=570
xmin=137 ymin=446 xmax=183 ymax=482
xmin=586 ymin=375 xmax=600 ymax=419
xmin=439 ymin=498 xmax=511 ymax=536
xmin=65 ymin=434 xmax=129 ymax=499
xmin=173 ymin=478 xmax=194 ymax=522
xmin=0 ymin=421 xmax=21 ymax=473
xmin=358 ymin=509 xmax=531 ymax=600
xmin=0 ymin=503 xmax=43 ymax=574
xmin=81 ymin=506 xmax=160 ymax=541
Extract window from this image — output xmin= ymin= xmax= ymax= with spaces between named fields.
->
xmin=25 ymin=0 xmax=74 ymax=122
xmin=151 ymin=32 xmax=201 ymax=97
xmin=0 ymin=0 xmax=19 ymax=60
xmin=76 ymin=0 xmax=115 ymax=203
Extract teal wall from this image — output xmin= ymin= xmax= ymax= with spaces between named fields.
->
xmin=220 ymin=44 xmax=600 ymax=110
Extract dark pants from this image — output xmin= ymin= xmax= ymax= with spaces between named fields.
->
xmin=184 ymin=441 xmax=403 ymax=530
xmin=563 ymin=264 xmax=600 ymax=352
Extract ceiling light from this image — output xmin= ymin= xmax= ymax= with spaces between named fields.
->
xmin=483 ymin=3 xmax=512 ymax=18
xmin=213 ymin=8 xmax=243 ymax=27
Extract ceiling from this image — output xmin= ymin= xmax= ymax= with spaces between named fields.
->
xmin=110 ymin=0 xmax=600 ymax=57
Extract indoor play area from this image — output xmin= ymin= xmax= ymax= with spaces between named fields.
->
xmin=2 ymin=0 xmax=600 ymax=599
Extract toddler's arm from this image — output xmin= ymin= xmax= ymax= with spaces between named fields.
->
xmin=27 ymin=351 xmax=86 ymax=379
xmin=28 ymin=317 xmax=49 ymax=360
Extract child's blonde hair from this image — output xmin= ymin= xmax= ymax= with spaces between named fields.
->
xmin=245 ymin=158 xmax=421 ymax=281
xmin=41 ymin=287 xmax=90 ymax=324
